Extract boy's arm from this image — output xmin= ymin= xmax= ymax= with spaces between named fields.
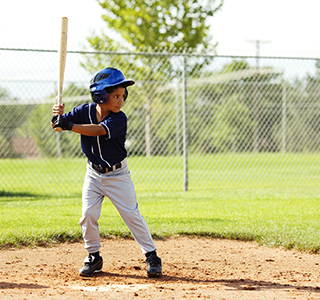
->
xmin=51 ymin=103 xmax=106 ymax=136
xmin=51 ymin=116 xmax=106 ymax=136
xmin=71 ymin=124 xmax=106 ymax=136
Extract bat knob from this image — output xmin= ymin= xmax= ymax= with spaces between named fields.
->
xmin=54 ymin=127 xmax=63 ymax=132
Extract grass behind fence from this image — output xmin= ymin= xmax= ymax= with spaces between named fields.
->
xmin=0 ymin=153 xmax=319 ymax=252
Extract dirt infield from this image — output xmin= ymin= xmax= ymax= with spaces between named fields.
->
xmin=1 ymin=237 xmax=320 ymax=299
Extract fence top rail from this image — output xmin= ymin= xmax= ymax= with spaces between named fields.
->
xmin=0 ymin=95 xmax=90 ymax=106
xmin=0 ymin=47 xmax=319 ymax=61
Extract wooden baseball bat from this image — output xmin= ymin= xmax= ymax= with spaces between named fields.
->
xmin=57 ymin=16 xmax=68 ymax=105
xmin=55 ymin=17 xmax=68 ymax=132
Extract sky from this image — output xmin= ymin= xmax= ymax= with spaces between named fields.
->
xmin=1 ymin=0 xmax=320 ymax=57
xmin=211 ymin=0 xmax=320 ymax=57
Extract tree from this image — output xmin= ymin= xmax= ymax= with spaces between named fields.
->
xmin=83 ymin=0 xmax=223 ymax=78
xmin=0 ymin=86 xmax=12 ymax=100
xmin=288 ymin=59 xmax=320 ymax=152
xmin=93 ymin=0 xmax=222 ymax=51
xmin=0 ymin=87 xmax=24 ymax=157
xmin=186 ymin=59 xmax=284 ymax=153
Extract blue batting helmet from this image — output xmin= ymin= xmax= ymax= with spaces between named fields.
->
xmin=89 ymin=67 xmax=135 ymax=104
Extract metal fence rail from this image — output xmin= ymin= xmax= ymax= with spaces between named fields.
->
xmin=0 ymin=47 xmax=319 ymax=193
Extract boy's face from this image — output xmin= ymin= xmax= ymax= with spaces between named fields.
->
xmin=102 ymin=87 xmax=126 ymax=113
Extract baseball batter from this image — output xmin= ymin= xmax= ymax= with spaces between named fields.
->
xmin=51 ymin=67 xmax=162 ymax=277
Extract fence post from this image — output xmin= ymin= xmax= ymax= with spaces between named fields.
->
xmin=145 ymin=65 xmax=153 ymax=157
xmin=145 ymin=97 xmax=152 ymax=157
xmin=281 ymin=81 xmax=287 ymax=152
xmin=176 ymin=82 xmax=181 ymax=155
xmin=182 ymin=55 xmax=188 ymax=191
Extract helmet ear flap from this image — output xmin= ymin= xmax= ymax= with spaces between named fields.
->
xmin=124 ymin=88 xmax=128 ymax=101
xmin=91 ymin=89 xmax=109 ymax=104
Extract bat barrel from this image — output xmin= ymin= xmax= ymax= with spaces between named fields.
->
xmin=57 ymin=17 xmax=68 ymax=105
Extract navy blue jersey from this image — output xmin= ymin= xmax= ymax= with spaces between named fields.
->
xmin=63 ymin=103 xmax=127 ymax=167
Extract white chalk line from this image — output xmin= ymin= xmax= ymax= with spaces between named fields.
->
xmin=72 ymin=283 xmax=152 ymax=292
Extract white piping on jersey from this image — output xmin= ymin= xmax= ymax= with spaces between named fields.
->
xmin=89 ymin=103 xmax=111 ymax=168
xmin=89 ymin=103 xmax=94 ymax=124
xmin=97 ymin=135 xmax=111 ymax=167
xmin=88 ymin=103 xmax=94 ymax=155
xmin=103 ymin=124 xmax=111 ymax=139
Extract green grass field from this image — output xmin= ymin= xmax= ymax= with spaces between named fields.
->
xmin=0 ymin=153 xmax=319 ymax=252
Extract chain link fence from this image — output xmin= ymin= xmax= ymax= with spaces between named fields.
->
xmin=0 ymin=47 xmax=319 ymax=194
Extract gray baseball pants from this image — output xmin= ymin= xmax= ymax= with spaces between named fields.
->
xmin=79 ymin=159 xmax=157 ymax=254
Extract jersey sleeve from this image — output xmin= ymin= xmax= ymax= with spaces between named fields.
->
xmin=63 ymin=104 xmax=87 ymax=124
xmin=100 ymin=112 xmax=127 ymax=139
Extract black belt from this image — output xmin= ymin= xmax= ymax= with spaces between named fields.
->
xmin=91 ymin=162 xmax=122 ymax=174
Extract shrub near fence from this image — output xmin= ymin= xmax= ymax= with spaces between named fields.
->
xmin=0 ymin=47 xmax=319 ymax=194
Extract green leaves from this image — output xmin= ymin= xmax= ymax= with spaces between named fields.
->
xmin=95 ymin=0 xmax=222 ymax=51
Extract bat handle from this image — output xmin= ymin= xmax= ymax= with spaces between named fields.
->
xmin=57 ymin=93 xmax=63 ymax=106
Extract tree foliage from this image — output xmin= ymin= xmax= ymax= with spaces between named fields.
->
xmin=0 ymin=87 xmax=26 ymax=157
xmin=95 ymin=0 xmax=223 ymax=51
xmin=82 ymin=0 xmax=223 ymax=83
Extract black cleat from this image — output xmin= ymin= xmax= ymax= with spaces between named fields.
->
xmin=146 ymin=254 xmax=162 ymax=278
xmin=79 ymin=254 xmax=103 ymax=277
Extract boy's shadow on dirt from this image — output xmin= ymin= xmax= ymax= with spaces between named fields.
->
xmin=93 ymin=272 xmax=320 ymax=293
xmin=0 ymin=282 xmax=49 ymax=290
xmin=214 ymin=278 xmax=320 ymax=293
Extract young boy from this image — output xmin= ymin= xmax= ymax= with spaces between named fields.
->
xmin=51 ymin=67 xmax=162 ymax=277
